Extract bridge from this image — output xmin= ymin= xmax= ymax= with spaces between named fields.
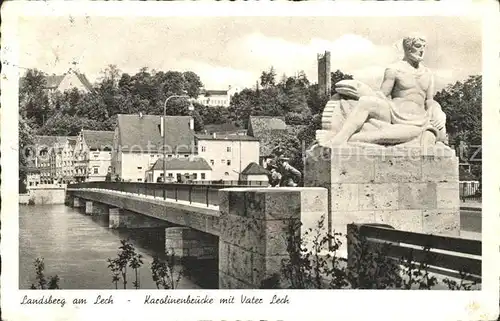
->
xmin=66 ymin=181 xmax=328 ymax=289
xmin=66 ymin=180 xmax=481 ymax=289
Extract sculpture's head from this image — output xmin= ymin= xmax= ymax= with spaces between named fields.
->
xmin=402 ymin=33 xmax=427 ymax=63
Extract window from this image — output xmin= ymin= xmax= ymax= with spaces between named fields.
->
xmin=193 ymin=173 xmax=198 ymax=179
xmin=201 ymin=146 xmax=206 ymax=152
xmin=167 ymin=173 xmax=173 ymax=177
xmin=221 ymin=159 xmax=225 ymax=164
xmin=93 ymin=168 xmax=99 ymax=174
xmin=210 ymin=160 xmax=214 ymax=165
xmin=184 ymin=173 xmax=190 ymax=178
xmin=201 ymin=173 xmax=206 ymax=180
xmin=184 ymin=154 xmax=189 ymax=158
xmin=138 ymin=178 xmax=143 ymax=182
xmin=227 ymin=146 xmax=231 ymax=152
xmin=137 ymin=167 xmax=142 ymax=170
xmin=224 ymin=172 xmax=229 ymax=176
xmin=168 ymin=155 xmax=173 ymax=158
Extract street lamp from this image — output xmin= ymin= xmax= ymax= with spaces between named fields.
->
xmin=162 ymin=94 xmax=195 ymax=184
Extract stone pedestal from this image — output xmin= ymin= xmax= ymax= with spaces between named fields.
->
xmin=304 ymin=144 xmax=460 ymax=257
xmin=218 ymin=187 xmax=328 ymax=289
xmin=164 ymin=227 xmax=217 ymax=259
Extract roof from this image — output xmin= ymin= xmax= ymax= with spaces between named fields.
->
xmin=73 ymin=73 xmax=94 ymax=92
xmin=257 ymin=129 xmax=292 ymax=156
xmin=195 ymin=134 xmax=259 ymax=142
xmin=82 ymin=130 xmax=114 ymax=150
xmin=203 ymin=123 xmax=243 ymax=134
xmin=33 ymin=136 xmax=75 ymax=151
xmin=149 ymin=157 xmax=212 ymax=171
xmin=241 ymin=162 xmax=269 ymax=176
xmin=247 ymin=116 xmax=287 ymax=137
xmin=44 ymin=75 xmax=66 ymax=89
xmin=200 ymin=89 xmax=228 ymax=96
xmin=116 ymin=114 xmax=195 ymax=153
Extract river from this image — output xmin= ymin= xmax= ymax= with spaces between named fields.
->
xmin=19 ymin=204 xmax=218 ymax=290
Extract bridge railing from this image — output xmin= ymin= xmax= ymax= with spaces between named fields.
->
xmin=347 ymin=223 xmax=482 ymax=282
xmin=459 ymin=181 xmax=481 ymax=202
xmin=67 ymin=181 xmax=267 ymax=207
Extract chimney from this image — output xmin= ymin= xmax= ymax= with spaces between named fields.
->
xmin=139 ymin=112 xmax=143 ymax=118
xmin=212 ymin=133 xmax=216 ymax=139
xmin=189 ymin=118 xmax=194 ymax=131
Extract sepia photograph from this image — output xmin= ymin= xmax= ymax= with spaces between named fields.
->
xmin=1 ymin=1 xmax=499 ymax=321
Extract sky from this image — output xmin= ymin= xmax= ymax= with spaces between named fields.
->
xmin=18 ymin=16 xmax=482 ymax=92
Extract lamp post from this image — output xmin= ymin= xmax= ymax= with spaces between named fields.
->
xmin=162 ymin=94 xmax=195 ymax=184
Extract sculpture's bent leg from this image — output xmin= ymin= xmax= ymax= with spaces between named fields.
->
xmin=329 ymin=96 xmax=391 ymax=145
xmin=349 ymin=124 xmax=423 ymax=145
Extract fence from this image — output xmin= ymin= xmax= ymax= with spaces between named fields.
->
xmin=459 ymin=181 xmax=481 ymax=202
xmin=347 ymin=223 xmax=482 ymax=281
xmin=67 ymin=181 xmax=264 ymax=207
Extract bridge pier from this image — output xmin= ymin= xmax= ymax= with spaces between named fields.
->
xmin=109 ymin=207 xmax=172 ymax=229
xmin=165 ymin=227 xmax=217 ymax=260
xmin=85 ymin=201 xmax=108 ymax=216
xmin=218 ymin=187 xmax=327 ymax=289
xmin=72 ymin=197 xmax=83 ymax=208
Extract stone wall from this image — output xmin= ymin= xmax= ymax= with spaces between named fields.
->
xmin=218 ymin=187 xmax=327 ymax=289
xmin=305 ymin=145 xmax=460 ymax=256
xmin=26 ymin=187 xmax=66 ymax=205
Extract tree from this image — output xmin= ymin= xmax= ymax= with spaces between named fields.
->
xmin=330 ymin=69 xmax=354 ymax=95
xmin=182 ymin=71 xmax=204 ymax=98
xmin=19 ymin=69 xmax=50 ymax=128
xmin=260 ymin=66 xmax=277 ymax=88
xmin=434 ymin=75 xmax=482 ymax=178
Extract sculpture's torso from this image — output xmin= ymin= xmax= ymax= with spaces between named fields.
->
xmin=389 ymin=61 xmax=432 ymax=117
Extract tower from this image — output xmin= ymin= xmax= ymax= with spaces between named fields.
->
xmin=317 ymin=51 xmax=331 ymax=98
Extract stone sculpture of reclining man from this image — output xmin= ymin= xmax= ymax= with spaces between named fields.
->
xmin=319 ymin=34 xmax=448 ymax=147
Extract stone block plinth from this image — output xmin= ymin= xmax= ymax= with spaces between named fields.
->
xmin=218 ymin=187 xmax=328 ymax=289
xmin=164 ymin=227 xmax=218 ymax=259
xmin=304 ymin=144 xmax=460 ymax=257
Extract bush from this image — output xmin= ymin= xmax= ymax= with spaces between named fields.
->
xmin=260 ymin=216 xmax=480 ymax=291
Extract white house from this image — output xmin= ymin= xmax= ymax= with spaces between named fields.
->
xmin=112 ymin=114 xmax=196 ymax=182
xmin=74 ymin=130 xmax=114 ymax=182
xmin=240 ymin=162 xmax=269 ymax=185
xmin=196 ymin=86 xmax=240 ymax=107
xmin=195 ymin=133 xmax=260 ymax=181
xmin=43 ymin=69 xmax=93 ymax=94
xmin=145 ymin=156 xmax=212 ymax=183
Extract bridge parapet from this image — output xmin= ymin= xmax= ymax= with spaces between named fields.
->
xmin=218 ymin=187 xmax=328 ymax=289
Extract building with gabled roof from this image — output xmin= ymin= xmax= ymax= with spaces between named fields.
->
xmin=145 ymin=156 xmax=212 ymax=183
xmin=195 ymin=133 xmax=260 ymax=181
xmin=247 ymin=116 xmax=289 ymax=167
xmin=20 ymin=69 xmax=93 ymax=94
xmin=240 ymin=162 xmax=269 ymax=185
xmin=73 ymin=130 xmax=114 ymax=182
xmin=196 ymin=86 xmax=240 ymax=107
xmin=111 ymin=114 xmax=196 ymax=182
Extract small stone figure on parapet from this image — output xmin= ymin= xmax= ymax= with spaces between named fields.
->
xmin=267 ymin=157 xmax=301 ymax=187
